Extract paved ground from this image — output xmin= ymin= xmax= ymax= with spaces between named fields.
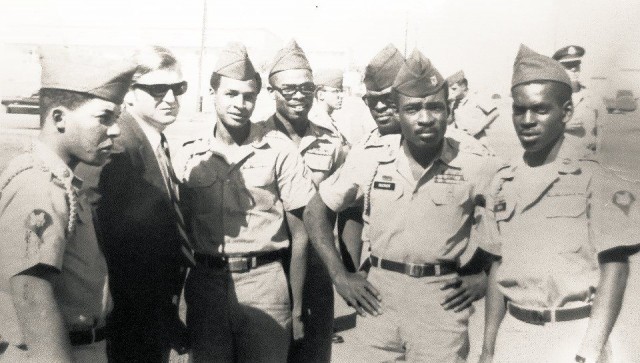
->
xmin=1 ymin=98 xmax=639 ymax=362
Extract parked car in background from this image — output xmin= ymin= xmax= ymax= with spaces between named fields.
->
xmin=604 ymin=89 xmax=638 ymax=114
xmin=1 ymin=92 xmax=39 ymax=114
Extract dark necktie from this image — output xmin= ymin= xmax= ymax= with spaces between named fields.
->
xmin=159 ymin=133 xmax=196 ymax=268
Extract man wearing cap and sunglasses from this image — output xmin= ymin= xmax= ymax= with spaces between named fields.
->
xmin=261 ymin=40 xmax=348 ymax=363
xmin=0 ymin=45 xmax=135 ymax=362
xmin=94 ymin=45 xmax=193 ymax=362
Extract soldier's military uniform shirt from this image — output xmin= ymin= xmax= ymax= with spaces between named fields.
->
xmin=0 ymin=142 xmax=111 ymax=346
xmin=263 ymin=114 xmax=347 ymax=187
xmin=319 ymin=134 xmax=499 ymax=265
xmin=480 ymin=149 xmax=640 ymax=308
xmin=450 ymin=93 xmax=498 ymax=140
xmin=177 ymin=124 xmax=315 ymax=256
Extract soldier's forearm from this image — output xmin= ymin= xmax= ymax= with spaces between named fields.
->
xmin=10 ymin=268 xmax=73 ymax=362
xmin=286 ymin=209 xmax=308 ymax=317
xmin=481 ymin=259 xmax=506 ymax=355
xmin=578 ymin=259 xmax=629 ymax=361
xmin=303 ymin=193 xmax=348 ymax=282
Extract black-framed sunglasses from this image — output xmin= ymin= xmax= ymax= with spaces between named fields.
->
xmin=269 ymin=83 xmax=316 ymax=98
xmin=133 ymin=81 xmax=189 ymax=98
xmin=362 ymin=94 xmax=396 ymax=109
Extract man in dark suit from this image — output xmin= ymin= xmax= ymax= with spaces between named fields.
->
xmin=96 ymin=46 xmax=191 ymax=362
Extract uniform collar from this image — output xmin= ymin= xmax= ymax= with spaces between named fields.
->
xmin=205 ymin=123 xmax=268 ymax=165
xmin=32 ymin=140 xmax=82 ymax=189
xmin=378 ymin=134 xmax=459 ymax=168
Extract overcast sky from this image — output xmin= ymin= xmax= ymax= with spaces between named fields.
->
xmin=1 ymin=0 xmax=639 ymax=95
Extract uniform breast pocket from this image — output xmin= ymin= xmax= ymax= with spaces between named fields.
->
xmin=544 ymin=195 xmax=587 ymax=218
xmin=239 ymin=164 xmax=276 ymax=211
xmin=304 ymin=150 xmax=334 ymax=172
xmin=182 ymin=174 xmax=220 ymax=214
xmin=544 ymin=195 xmax=587 ymax=253
xmin=428 ymin=183 xmax=472 ymax=207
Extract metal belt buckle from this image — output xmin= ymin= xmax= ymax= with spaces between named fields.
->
xmin=404 ymin=263 xmax=424 ymax=277
xmin=526 ymin=308 xmax=548 ymax=325
xmin=228 ymin=257 xmax=250 ymax=273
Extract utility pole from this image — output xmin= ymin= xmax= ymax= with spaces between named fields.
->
xmin=196 ymin=0 xmax=208 ymax=112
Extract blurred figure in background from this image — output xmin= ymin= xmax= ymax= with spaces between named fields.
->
xmin=552 ymin=45 xmax=598 ymax=155
xmin=447 ymin=70 xmax=499 ymax=148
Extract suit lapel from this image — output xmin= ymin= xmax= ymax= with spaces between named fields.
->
xmin=120 ymin=112 xmax=169 ymax=200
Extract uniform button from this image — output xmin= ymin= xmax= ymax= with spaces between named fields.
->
xmin=63 ymin=170 xmax=71 ymax=178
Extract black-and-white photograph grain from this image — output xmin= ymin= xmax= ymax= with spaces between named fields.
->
xmin=1 ymin=0 xmax=639 ymax=362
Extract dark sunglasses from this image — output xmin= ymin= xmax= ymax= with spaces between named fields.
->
xmin=270 ymin=83 xmax=316 ymax=98
xmin=133 ymin=81 xmax=188 ymax=98
xmin=362 ymin=94 xmax=396 ymax=109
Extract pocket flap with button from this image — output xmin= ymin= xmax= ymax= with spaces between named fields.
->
xmin=304 ymin=150 xmax=334 ymax=172
xmin=429 ymin=183 xmax=471 ymax=206
xmin=545 ymin=195 xmax=587 ymax=218
xmin=240 ymin=163 xmax=273 ymax=187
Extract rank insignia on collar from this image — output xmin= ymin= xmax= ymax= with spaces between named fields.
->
xmin=613 ymin=190 xmax=636 ymax=215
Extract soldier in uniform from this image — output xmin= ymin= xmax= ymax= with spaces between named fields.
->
xmin=478 ymin=45 xmax=638 ymax=363
xmin=552 ymin=45 xmax=598 ymax=155
xmin=446 ymin=70 xmax=499 ymax=146
xmin=261 ymin=40 xmax=345 ymax=363
xmin=309 ymin=68 xmax=350 ymax=149
xmin=176 ymin=42 xmax=315 ymax=363
xmin=305 ymin=49 xmax=500 ymax=362
xmin=0 ymin=46 xmax=135 ymax=362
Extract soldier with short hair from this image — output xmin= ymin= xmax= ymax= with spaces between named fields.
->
xmin=0 ymin=46 xmax=135 ymax=362
xmin=305 ymin=49 xmax=500 ymax=362
xmin=478 ymin=45 xmax=639 ymax=363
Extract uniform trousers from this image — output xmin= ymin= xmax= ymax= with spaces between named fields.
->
xmin=493 ymin=313 xmax=612 ymax=363
xmin=352 ymin=267 xmax=471 ymax=363
xmin=186 ymin=261 xmax=291 ymax=363
xmin=289 ymin=246 xmax=334 ymax=363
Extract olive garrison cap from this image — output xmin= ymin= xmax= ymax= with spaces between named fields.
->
xmin=314 ymin=69 xmax=343 ymax=89
xmin=213 ymin=42 xmax=258 ymax=81
xmin=552 ymin=45 xmax=585 ymax=64
xmin=40 ymin=45 xmax=136 ymax=104
xmin=363 ymin=43 xmax=405 ymax=92
xmin=512 ymin=44 xmax=571 ymax=89
xmin=392 ymin=48 xmax=445 ymax=97
xmin=446 ymin=70 xmax=465 ymax=85
xmin=268 ymin=39 xmax=312 ymax=77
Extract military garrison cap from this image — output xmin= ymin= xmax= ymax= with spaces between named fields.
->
xmin=268 ymin=39 xmax=312 ymax=77
xmin=446 ymin=70 xmax=465 ymax=85
xmin=40 ymin=45 xmax=136 ymax=104
xmin=314 ymin=69 xmax=343 ymax=89
xmin=512 ymin=44 xmax=571 ymax=89
xmin=392 ymin=48 xmax=444 ymax=97
xmin=213 ymin=42 xmax=258 ymax=81
xmin=552 ymin=45 xmax=585 ymax=64
xmin=363 ymin=43 xmax=405 ymax=92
